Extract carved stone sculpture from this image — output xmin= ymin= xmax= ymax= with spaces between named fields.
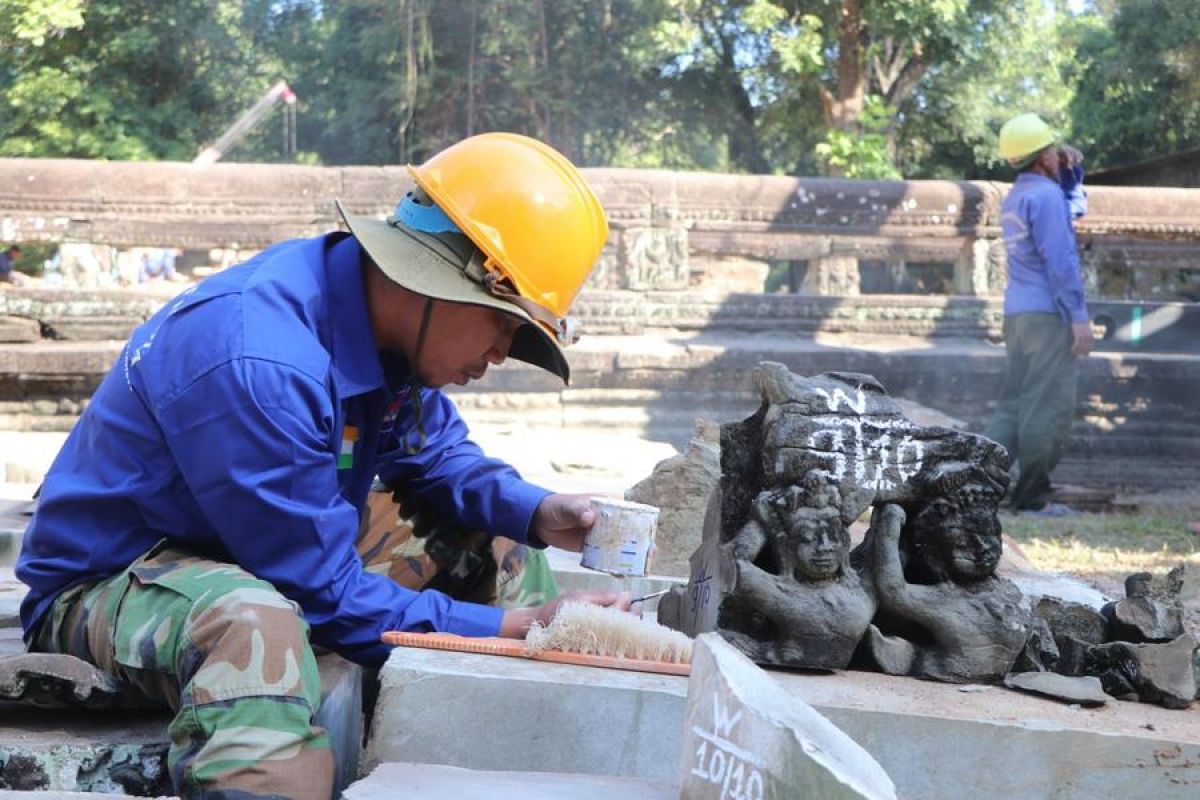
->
xmin=865 ymin=504 xmax=1030 ymax=684
xmin=718 ymin=486 xmax=873 ymax=668
xmin=659 ymin=362 xmax=1031 ymax=683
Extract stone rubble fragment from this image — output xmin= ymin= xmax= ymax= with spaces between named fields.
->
xmin=1104 ymin=567 xmax=1188 ymax=644
xmin=1034 ymin=597 xmax=1108 ymax=646
xmin=1003 ymin=672 xmax=1108 ymax=706
xmin=625 ymin=418 xmax=721 ymax=578
xmin=1012 ymin=617 xmax=1059 ymax=673
xmin=1089 ymin=633 xmax=1198 ymax=710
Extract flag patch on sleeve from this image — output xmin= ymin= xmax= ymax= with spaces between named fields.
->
xmin=337 ymin=425 xmax=358 ymax=470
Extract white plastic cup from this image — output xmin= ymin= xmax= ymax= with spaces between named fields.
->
xmin=580 ymin=497 xmax=660 ymax=577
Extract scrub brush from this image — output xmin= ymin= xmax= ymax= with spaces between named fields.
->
xmin=383 ymin=602 xmax=693 ymax=676
xmin=526 ymin=601 xmax=692 ymax=664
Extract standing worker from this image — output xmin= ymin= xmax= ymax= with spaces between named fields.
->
xmin=16 ymin=133 xmax=627 ymax=799
xmin=984 ymin=113 xmax=1094 ymax=516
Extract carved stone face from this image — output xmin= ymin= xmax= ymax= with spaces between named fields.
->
xmin=916 ymin=498 xmax=1001 ymax=581
xmin=790 ymin=512 xmax=847 ymax=581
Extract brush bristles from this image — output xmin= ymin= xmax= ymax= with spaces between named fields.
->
xmin=525 ymin=602 xmax=693 ymax=664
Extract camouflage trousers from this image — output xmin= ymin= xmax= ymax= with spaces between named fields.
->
xmin=30 ymin=494 xmax=558 ymax=799
xmin=358 ymin=489 xmax=559 ymax=609
xmin=32 ymin=544 xmax=333 ymax=799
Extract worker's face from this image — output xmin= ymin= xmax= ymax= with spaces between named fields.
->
xmin=416 ymin=301 xmax=523 ymax=388
xmin=1034 ymin=146 xmax=1060 ymax=177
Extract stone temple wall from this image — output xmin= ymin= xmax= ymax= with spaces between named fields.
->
xmin=1 ymin=159 xmax=1198 ymax=489
xmin=4 ymin=158 xmax=1200 ymax=299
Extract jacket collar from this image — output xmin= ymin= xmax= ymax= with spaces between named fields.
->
xmin=326 ymin=234 xmax=386 ymax=398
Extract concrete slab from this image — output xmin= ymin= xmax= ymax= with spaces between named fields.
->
xmin=367 ymin=643 xmax=1200 ymax=799
xmin=364 ymin=648 xmax=687 ymax=783
xmin=343 ymin=762 xmax=676 ymax=800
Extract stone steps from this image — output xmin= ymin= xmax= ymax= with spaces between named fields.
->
xmin=3 ymin=337 xmax=1200 ymax=488
xmin=2 ymin=291 xmax=1200 ymax=488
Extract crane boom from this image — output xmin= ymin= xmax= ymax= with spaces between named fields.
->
xmin=193 ymin=80 xmax=297 ymax=165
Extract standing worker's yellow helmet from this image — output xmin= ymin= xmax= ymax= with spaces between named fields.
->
xmin=409 ymin=132 xmax=609 ymax=329
xmin=998 ymin=113 xmax=1057 ymax=168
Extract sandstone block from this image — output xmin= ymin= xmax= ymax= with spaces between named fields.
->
xmin=680 ymin=634 xmax=895 ymax=799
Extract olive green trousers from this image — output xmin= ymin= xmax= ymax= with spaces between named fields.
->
xmin=984 ymin=312 xmax=1079 ymax=510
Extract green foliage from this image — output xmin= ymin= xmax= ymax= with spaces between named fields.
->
xmin=0 ymin=0 xmax=83 ymax=46
xmin=815 ymin=95 xmax=900 ymax=179
xmin=286 ymin=0 xmax=683 ymax=166
xmin=0 ymin=0 xmax=297 ymax=160
xmin=0 ymin=0 xmax=1192 ymax=181
xmin=896 ymin=0 xmax=1084 ymax=179
xmin=1069 ymin=0 xmax=1200 ymax=170
xmin=1002 ymin=490 xmax=1200 ymax=588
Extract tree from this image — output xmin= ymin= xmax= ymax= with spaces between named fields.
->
xmin=896 ymin=0 xmax=1085 ymax=180
xmin=0 ymin=0 xmax=83 ymax=46
xmin=0 ymin=0 xmax=296 ymax=160
xmin=648 ymin=0 xmax=1024 ymax=177
xmin=293 ymin=0 xmax=680 ymax=167
xmin=1069 ymin=0 xmax=1200 ymax=170
xmin=645 ymin=0 xmax=1089 ymax=179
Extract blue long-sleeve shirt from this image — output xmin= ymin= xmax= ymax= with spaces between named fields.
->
xmin=17 ymin=233 xmax=551 ymax=667
xmin=999 ymin=172 xmax=1089 ymax=324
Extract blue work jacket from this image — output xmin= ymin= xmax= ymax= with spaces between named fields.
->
xmin=1000 ymin=173 xmax=1089 ymax=324
xmin=17 ymin=233 xmax=550 ymax=666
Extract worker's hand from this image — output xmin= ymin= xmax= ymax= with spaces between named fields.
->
xmin=1070 ymin=321 xmax=1094 ymax=357
xmin=498 ymin=590 xmax=632 ymax=638
xmin=530 ymin=493 xmax=596 ymax=552
xmin=1058 ymin=144 xmax=1084 ymax=168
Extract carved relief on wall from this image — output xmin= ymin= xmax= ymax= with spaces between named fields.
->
xmin=618 ymin=226 xmax=689 ymax=290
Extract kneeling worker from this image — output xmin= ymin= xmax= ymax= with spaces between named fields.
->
xmin=16 ymin=133 xmax=626 ymax=798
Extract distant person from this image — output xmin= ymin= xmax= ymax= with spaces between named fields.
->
xmin=984 ymin=113 xmax=1094 ymax=516
xmin=139 ymin=247 xmax=181 ymax=282
xmin=0 ymin=244 xmax=29 ymax=285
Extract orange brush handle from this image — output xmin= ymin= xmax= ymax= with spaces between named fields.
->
xmin=382 ymin=631 xmax=690 ymax=677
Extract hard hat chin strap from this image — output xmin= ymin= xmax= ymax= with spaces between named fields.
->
xmin=402 ymin=297 xmax=434 ymax=455
xmin=473 ymin=258 xmax=579 ymax=346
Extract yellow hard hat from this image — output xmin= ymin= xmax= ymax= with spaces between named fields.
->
xmin=998 ymin=113 xmax=1057 ymax=166
xmin=408 ymin=132 xmax=609 ymax=327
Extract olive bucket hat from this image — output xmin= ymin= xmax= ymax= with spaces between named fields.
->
xmin=336 ymin=195 xmax=572 ymax=384
xmin=335 ymin=133 xmax=610 ymax=388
